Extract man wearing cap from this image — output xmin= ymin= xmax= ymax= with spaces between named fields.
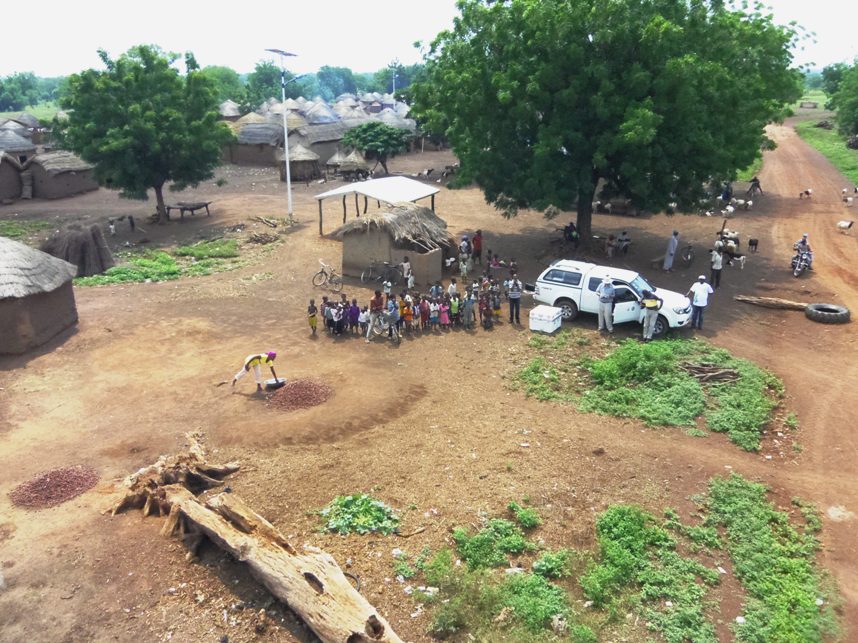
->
xmin=640 ymin=289 xmax=663 ymax=341
xmin=232 ymin=352 xmax=279 ymax=393
xmin=686 ymin=276 xmax=714 ymax=330
xmin=596 ymin=276 xmax=616 ymax=333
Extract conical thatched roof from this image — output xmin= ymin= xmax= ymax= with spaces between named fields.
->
xmin=283 ymin=98 xmax=301 ymax=110
xmin=0 ymin=130 xmax=36 ymax=152
xmin=338 ymin=149 xmax=370 ymax=172
xmin=15 ymin=112 xmax=41 ymax=128
xmin=0 ymin=119 xmax=28 ymax=134
xmin=236 ymin=112 xmax=268 ymax=126
xmin=304 ymin=102 xmax=340 ymax=124
xmin=326 ymin=150 xmax=346 ymax=166
xmin=295 ymin=96 xmax=308 ymax=105
xmin=280 ymin=143 xmax=320 ymax=162
xmin=285 ymin=111 xmax=308 ymax=130
xmin=333 ymin=202 xmax=453 ymax=252
xmin=219 ymin=100 xmax=241 ymax=118
xmin=0 ymin=236 xmax=77 ymax=299
xmin=25 ymin=151 xmax=93 ymax=175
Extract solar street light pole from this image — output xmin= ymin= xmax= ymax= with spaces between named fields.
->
xmin=266 ymin=48 xmax=297 ymax=220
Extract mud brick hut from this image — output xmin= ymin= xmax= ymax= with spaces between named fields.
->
xmin=0 ymin=152 xmax=24 ymax=202
xmin=24 ymin=151 xmax=99 ymax=199
xmin=288 ymin=121 xmax=349 ymax=164
xmin=0 ymin=236 xmax=78 ymax=355
xmin=229 ymin=123 xmax=284 ymax=166
xmin=279 ymin=143 xmax=321 ymax=183
xmin=332 ymin=201 xmax=453 ymax=286
xmin=0 ymin=130 xmax=37 ymax=164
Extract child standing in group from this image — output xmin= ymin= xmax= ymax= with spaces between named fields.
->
xmin=439 ymin=296 xmax=451 ymax=329
xmin=358 ymin=306 xmax=369 ymax=335
xmin=308 ymin=299 xmax=318 ymax=335
xmin=420 ymin=296 xmax=430 ymax=331
xmin=429 ymin=298 xmax=440 ymax=330
xmin=403 ymin=295 xmax=414 ymax=334
xmin=450 ymin=293 xmax=460 ymax=326
xmin=349 ymin=299 xmax=360 ymax=334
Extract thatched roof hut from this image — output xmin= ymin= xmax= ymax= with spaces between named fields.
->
xmin=24 ymin=151 xmax=99 ymax=199
xmin=14 ymin=112 xmax=41 ymax=129
xmin=229 ymin=123 xmax=284 ymax=166
xmin=326 ymin=150 xmax=346 ymax=167
xmin=0 ymin=236 xmax=79 ymax=354
xmin=279 ymin=143 xmax=321 ymax=182
xmin=283 ymin=98 xmax=301 ymax=110
xmin=332 ymin=202 xmax=453 ymax=284
xmin=338 ymin=149 xmax=370 ymax=172
xmin=237 ymin=123 xmax=284 ymax=145
xmin=41 ymin=224 xmax=114 ymax=276
xmin=0 ymin=152 xmax=24 ymax=201
xmin=304 ymin=102 xmax=341 ymax=124
xmin=218 ymin=100 xmax=241 ymax=119
xmin=289 ymin=122 xmax=349 ymax=164
xmin=0 ymin=130 xmax=36 ymax=162
xmin=0 ymin=119 xmax=30 ymax=135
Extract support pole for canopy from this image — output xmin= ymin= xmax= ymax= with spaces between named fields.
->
xmin=363 ymin=196 xmax=368 ymax=214
xmin=431 ymin=194 xmax=436 ymax=211
xmin=318 ymin=201 xmax=323 ymax=235
xmin=354 ymin=193 xmax=359 ymax=217
xmin=342 ymin=195 xmax=347 ymax=223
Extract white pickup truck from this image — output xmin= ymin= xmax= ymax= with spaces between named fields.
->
xmin=532 ymin=259 xmax=692 ymax=337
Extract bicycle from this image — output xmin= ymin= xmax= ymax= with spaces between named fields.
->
xmin=680 ymin=244 xmax=695 ymax=267
xmin=369 ymin=311 xmax=400 ymax=344
xmin=312 ymin=259 xmax=343 ymax=292
xmin=360 ymin=258 xmax=403 ymax=286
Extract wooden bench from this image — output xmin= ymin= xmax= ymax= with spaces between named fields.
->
xmin=165 ymin=201 xmax=212 ymax=220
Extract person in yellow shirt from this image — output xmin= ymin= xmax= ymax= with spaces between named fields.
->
xmin=232 ymin=352 xmax=278 ymax=392
xmin=639 ymin=290 xmax=663 ymax=342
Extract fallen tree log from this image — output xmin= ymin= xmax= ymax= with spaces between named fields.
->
xmin=680 ymin=363 xmax=740 ymax=383
xmin=112 ymin=434 xmax=402 ymax=643
xmin=734 ymin=295 xmax=808 ymax=310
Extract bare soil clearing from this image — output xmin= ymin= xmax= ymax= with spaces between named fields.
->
xmin=1 ymin=135 xmax=857 ymax=641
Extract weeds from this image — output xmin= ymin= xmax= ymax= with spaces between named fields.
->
xmin=785 ymin=412 xmax=799 ymax=429
xmin=532 ymin=549 xmax=571 ymax=579
xmin=508 ymin=501 xmax=542 ymax=529
xmin=0 ymin=219 xmax=53 ymax=240
xmin=175 ymin=239 xmax=239 ymax=259
xmin=319 ymin=494 xmax=399 ymax=535
xmin=453 ymin=518 xmax=534 ymax=569
xmin=708 ymin=474 xmax=838 ymax=641
xmin=75 ymin=247 xmax=242 ymax=286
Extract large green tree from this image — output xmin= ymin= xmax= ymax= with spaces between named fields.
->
xmin=341 ymin=121 xmax=412 ymax=174
xmin=56 ymin=46 xmax=233 ymax=222
xmin=0 ymin=72 xmax=40 ymax=110
xmin=832 ymin=63 xmax=858 ymax=138
xmin=317 ymin=66 xmax=357 ymax=100
xmin=200 ymin=65 xmax=244 ymax=103
xmin=412 ymin=0 xmax=802 ymax=238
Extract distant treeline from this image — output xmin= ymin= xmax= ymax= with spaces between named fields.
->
xmin=1 ymin=62 xmax=424 ymax=112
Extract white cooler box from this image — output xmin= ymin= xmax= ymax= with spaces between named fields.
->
xmin=529 ymin=305 xmax=563 ymax=334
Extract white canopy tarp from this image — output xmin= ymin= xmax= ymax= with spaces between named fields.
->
xmin=315 ymin=176 xmax=439 ymax=205
xmin=315 ymin=176 xmax=440 ymax=234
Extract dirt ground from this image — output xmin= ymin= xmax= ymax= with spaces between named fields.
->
xmin=1 ymin=124 xmax=857 ymax=642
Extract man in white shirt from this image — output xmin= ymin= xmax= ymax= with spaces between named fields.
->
xmin=710 ymin=248 xmax=724 ymax=289
xmin=686 ymin=275 xmax=714 ymax=330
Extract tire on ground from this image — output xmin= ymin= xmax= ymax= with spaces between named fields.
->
xmin=804 ymin=303 xmax=851 ymax=324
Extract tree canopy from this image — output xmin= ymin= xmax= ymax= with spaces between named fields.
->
xmin=200 ymin=65 xmax=244 ymax=103
xmin=341 ymin=121 xmax=412 ymax=174
xmin=317 ymin=66 xmax=357 ymax=100
xmin=831 ymin=63 xmax=858 ymax=138
xmin=56 ymin=45 xmax=233 ymax=222
xmin=412 ymin=0 xmax=803 ymax=237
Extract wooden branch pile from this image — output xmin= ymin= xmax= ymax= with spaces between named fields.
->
xmin=111 ymin=433 xmax=402 ymax=643
xmin=734 ymin=295 xmax=808 ymax=310
xmin=248 ymin=232 xmax=279 ymax=244
xmin=251 ymin=216 xmax=280 ymax=229
xmin=680 ymin=363 xmax=740 ymax=383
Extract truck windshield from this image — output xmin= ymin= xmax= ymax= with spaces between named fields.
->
xmin=629 ymin=275 xmax=654 ymax=296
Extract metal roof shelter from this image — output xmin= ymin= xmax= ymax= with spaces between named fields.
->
xmin=314 ymin=176 xmax=440 ymax=235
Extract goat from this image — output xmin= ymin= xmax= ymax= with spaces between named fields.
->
xmin=748 ymin=238 xmax=759 ymax=252
xmin=837 ymin=220 xmax=854 ymax=233
xmin=845 ymin=197 xmax=854 ymax=207
xmin=800 ymin=188 xmax=813 ymax=199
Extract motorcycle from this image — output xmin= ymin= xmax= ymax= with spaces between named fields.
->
xmin=791 ymin=250 xmax=811 ymax=277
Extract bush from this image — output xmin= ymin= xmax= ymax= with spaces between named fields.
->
xmin=175 ymin=239 xmax=239 ymax=259
xmin=508 ymin=501 xmax=542 ymax=529
xmin=319 ymin=494 xmax=399 ymax=535
xmin=453 ymin=519 xmax=533 ymax=569
xmin=532 ymin=549 xmax=571 ymax=579
xmin=497 ymin=573 xmax=569 ymax=633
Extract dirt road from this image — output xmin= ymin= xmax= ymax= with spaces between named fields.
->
xmin=1 ymin=132 xmax=856 ymax=641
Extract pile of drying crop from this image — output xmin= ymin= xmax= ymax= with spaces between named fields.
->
xmin=268 ymin=379 xmax=332 ymax=411
xmin=9 ymin=465 xmax=99 ymax=509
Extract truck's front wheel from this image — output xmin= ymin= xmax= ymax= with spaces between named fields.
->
xmin=652 ymin=314 xmax=670 ymax=338
xmin=555 ymin=298 xmax=578 ymax=321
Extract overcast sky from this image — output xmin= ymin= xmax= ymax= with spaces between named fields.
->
xmin=1 ymin=0 xmax=855 ymax=78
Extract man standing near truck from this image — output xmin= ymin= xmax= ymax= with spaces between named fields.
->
xmin=596 ymin=276 xmax=615 ymax=333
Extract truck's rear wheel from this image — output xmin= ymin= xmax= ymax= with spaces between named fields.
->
xmin=555 ymin=298 xmax=578 ymax=321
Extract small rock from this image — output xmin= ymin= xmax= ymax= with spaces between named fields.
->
xmin=391 ymin=548 xmax=404 ymax=559
xmin=504 ymin=567 xmax=524 ymax=575
xmin=403 ymin=585 xmax=413 ymax=595
xmin=551 ymin=614 xmax=568 ymax=634
xmin=717 ymin=566 xmax=727 ymax=575
xmin=665 ymin=601 xmax=673 ymax=607
xmin=583 ymin=601 xmax=594 ymax=608
xmin=816 ymin=598 xmax=825 ymax=606
xmin=519 ymin=442 xmax=530 ymax=448
xmin=592 ymin=447 xmax=606 ymax=456
xmin=736 ymin=616 xmax=746 ymax=624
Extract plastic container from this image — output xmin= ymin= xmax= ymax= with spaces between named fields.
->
xmin=265 ymin=378 xmax=287 ymax=390
xmin=529 ymin=305 xmax=562 ymax=334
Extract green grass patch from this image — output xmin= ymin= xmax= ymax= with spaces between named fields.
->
xmin=580 ymin=505 xmax=720 ymax=643
xmin=75 ymin=244 xmax=243 ymax=286
xmin=0 ymin=101 xmax=60 ymax=123
xmin=707 ymin=474 xmax=838 ymax=642
xmin=795 ymin=119 xmax=858 ymax=187
xmin=508 ymin=501 xmax=542 ymax=529
xmin=518 ymin=337 xmax=784 ymax=451
xmin=0 ymin=219 xmax=53 ymax=240
xmin=453 ymin=518 xmax=534 ymax=569
xmin=175 ymin=238 xmax=239 ymax=259
xmin=532 ymin=549 xmax=572 ymax=579
xmin=319 ymin=494 xmax=399 ymax=535
xmin=785 ymin=412 xmax=799 ymax=430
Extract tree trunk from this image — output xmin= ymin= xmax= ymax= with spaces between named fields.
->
xmin=111 ymin=433 xmax=403 ymax=643
xmin=379 ymin=157 xmax=390 ymax=175
xmin=153 ymin=183 xmax=167 ymax=224
xmin=576 ymin=183 xmax=596 ymax=243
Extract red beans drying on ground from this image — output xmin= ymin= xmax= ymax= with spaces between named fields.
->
xmin=267 ymin=379 xmax=332 ymax=411
xmin=9 ymin=465 xmax=99 ymax=509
